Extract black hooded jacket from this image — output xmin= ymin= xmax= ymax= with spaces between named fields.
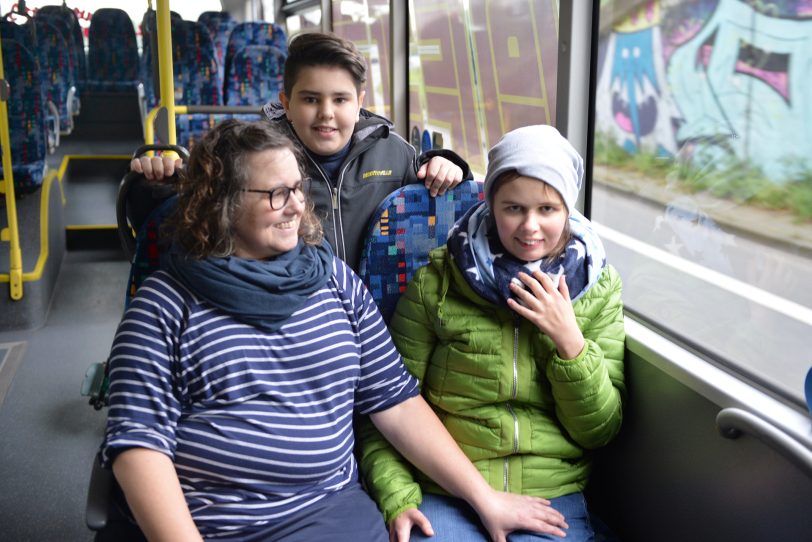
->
xmin=262 ymin=102 xmax=472 ymax=270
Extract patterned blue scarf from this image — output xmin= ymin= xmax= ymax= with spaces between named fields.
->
xmin=447 ymin=201 xmax=605 ymax=307
xmin=162 ymin=239 xmax=334 ymax=333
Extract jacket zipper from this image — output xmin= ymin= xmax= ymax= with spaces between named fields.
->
xmin=504 ymin=321 xmax=520 ymax=491
xmin=305 ymin=154 xmax=346 ymax=261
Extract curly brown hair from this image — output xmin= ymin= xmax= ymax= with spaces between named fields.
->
xmin=166 ymin=120 xmax=323 ymax=258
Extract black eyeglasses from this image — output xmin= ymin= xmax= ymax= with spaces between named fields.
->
xmin=242 ymin=180 xmax=309 ymax=210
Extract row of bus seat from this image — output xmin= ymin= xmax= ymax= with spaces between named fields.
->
xmin=141 ymin=11 xmax=288 ymax=109
xmin=1 ymin=8 xmax=287 ymax=197
xmin=139 ymin=10 xmax=287 ymax=149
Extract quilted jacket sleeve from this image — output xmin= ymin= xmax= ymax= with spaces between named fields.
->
xmin=357 ymin=264 xmax=440 ymax=523
xmin=545 ymin=265 xmax=626 ymax=449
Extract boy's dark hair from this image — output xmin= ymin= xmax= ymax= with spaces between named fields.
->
xmin=283 ymin=32 xmax=367 ymax=96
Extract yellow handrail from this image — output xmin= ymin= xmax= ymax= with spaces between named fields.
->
xmin=156 ymin=0 xmax=177 ymax=146
xmin=0 ymin=38 xmax=24 ymax=300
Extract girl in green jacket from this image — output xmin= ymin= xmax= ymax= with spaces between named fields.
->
xmin=358 ymin=125 xmax=626 ymax=541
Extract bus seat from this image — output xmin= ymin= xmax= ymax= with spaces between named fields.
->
xmin=35 ymin=12 xmax=83 ymax=116
xmin=198 ymin=12 xmax=238 ymax=87
xmin=175 ymin=112 xmax=263 ymax=150
xmin=0 ymin=18 xmax=36 ymax=54
xmin=0 ymin=38 xmax=49 ymax=195
xmin=36 ymin=4 xmax=87 ymax=89
xmin=173 ymin=20 xmax=222 ymax=106
xmin=359 ymin=181 xmax=485 ymax=323
xmin=86 ymin=8 xmax=141 ymax=93
xmin=1 ymin=19 xmax=68 ymax=142
xmin=123 ymin=196 xmax=177 ymax=309
xmin=198 ymin=10 xmax=234 ymax=28
xmin=223 ymin=22 xmax=287 ymax=95
xmin=140 ymin=9 xmax=184 ymax=109
xmin=33 ymin=18 xmax=78 ymax=134
xmin=224 ymin=44 xmax=285 ymax=106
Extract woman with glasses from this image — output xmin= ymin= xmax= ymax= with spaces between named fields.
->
xmin=99 ymin=120 xmax=562 ymax=542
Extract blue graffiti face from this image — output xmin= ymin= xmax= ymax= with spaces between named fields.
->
xmin=610 ymin=29 xmax=661 ymax=143
xmin=668 ymin=0 xmax=812 ymax=181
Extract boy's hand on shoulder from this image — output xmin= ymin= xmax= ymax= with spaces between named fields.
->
xmin=130 ymin=155 xmax=183 ymax=181
xmin=418 ymin=156 xmax=463 ymax=197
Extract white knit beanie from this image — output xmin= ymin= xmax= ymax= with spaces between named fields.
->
xmin=484 ymin=125 xmax=583 ymax=214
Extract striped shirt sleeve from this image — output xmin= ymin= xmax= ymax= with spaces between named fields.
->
xmin=101 ymin=273 xmax=186 ymax=467
xmin=335 ymin=259 xmax=420 ymax=415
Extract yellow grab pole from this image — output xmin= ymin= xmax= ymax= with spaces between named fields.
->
xmin=156 ymin=0 xmax=177 ymax=146
xmin=0 ymin=39 xmax=24 ymax=300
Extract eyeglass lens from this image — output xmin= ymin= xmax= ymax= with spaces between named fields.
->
xmin=270 ymin=182 xmax=305 ymax=209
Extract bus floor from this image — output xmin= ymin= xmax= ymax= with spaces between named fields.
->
xmin=0 ymin=248 xmax=128 ymax=541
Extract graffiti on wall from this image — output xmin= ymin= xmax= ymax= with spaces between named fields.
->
xmin=596 ymin=0 xmax=812 ymax=183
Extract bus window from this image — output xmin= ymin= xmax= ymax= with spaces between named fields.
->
xmin=284 ymin=4 xmax=320 ymax=35
xmin=332 ymin=0 xmax=391 ymax=118
xmin=591 ymin=0 xmax=812 ymax=407
xmin=408 ymin=0 xmax=559 ymax=174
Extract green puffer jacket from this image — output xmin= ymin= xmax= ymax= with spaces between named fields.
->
xmin=357 ymin=245 xmax=625 ymax=523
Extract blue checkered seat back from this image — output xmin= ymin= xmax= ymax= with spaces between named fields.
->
xmin=224 ymin=44 xmax=285 ymax=106
xmin=36 ymin=4 xmax=87 ymax=89
xmin=359 ymin=181 xmax=484 ymax=323
xmin=197 ymin=11 xmax=238 ymax=87
xmin=140 ymin=10 xmax=184 ymax=109
xmin=125 ymin=196 xmax=177 ymax=309
xmin=172 ymin=20 xmax=222 ymax=106
xmin=86 ymin=8 xmax=141 ymax=92
xmin=33 ymin=18 xmax=77 ymax=133
xmin=223 ymin=22 xmax=286 ymax=97
xmin=0 ymin=38 xmax=48 ymax=195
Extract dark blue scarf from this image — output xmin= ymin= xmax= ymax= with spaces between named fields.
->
xmin=162 ymin=240 xmax=334 ymax=333
xmin=447 ymin=201 xmax=605 ymax=307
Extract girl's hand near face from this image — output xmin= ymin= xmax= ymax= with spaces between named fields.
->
xmin=507 ymin=271 xmax=585 ymax=360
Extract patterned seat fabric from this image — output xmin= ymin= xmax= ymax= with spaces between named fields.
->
xmin=86 ymin=8 xmax=141 ymax=92
xmin=175 ymin=113 xmax=262 ymax=151
xmin=35 ymin=5 xmax=87 ymax=91
xmin=33 ymin=18 xmax=77 ymax=133
xmin=125 ymin=196 xmax=177 ymax=308
xmin=224 ymin=44 xmax=285 ymax=106
xmin=359 ymin=181 xmax=485 ymax=323
xmin=223 ymin=22 xmax=287 ymax=96
xmin=172 ymin=20 xmax=222 ymax=106
xmin=140 ymin=9 xmax=184 ymax=109
xmin=0 ymin=39 xmax=48 ymax=195
xmin=197 ymin=11 xmax=238 ymax=88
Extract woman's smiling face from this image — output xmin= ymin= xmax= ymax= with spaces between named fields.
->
xmin=232 ymin=148 xmax=305 ymax=260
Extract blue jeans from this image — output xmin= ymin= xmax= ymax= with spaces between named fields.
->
xmin=409 ymin=492 xmax=596 ymax=542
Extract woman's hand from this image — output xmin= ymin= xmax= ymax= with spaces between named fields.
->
xmin=130 ymin=155 xmax=183 ymax=181
xmin=417 ymin=156 xmax=463 ymax=197
xmin=477 ymin=489 xmax=568 ymax=542
xmin=507 ymin=271 xmax=585 ymax=360
xmin=389 ymin=508 xmax=434 ymax=542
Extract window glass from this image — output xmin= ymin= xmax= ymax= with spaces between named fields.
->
xmin=408 ymin=0 xmax=558 ymax=173
xmin=592 ymin=1 xmax=812 ymax=406
xmin=286 ymin=6 xmax=321 ymax=36
xmin=331 ymin=0 xmax=391 ymax=118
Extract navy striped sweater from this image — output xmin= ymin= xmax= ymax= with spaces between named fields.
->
xmin=101 ymin=258 xmax=419 ymax=539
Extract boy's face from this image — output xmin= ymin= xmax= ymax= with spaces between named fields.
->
xmin=279 ymin=65 xmax=366 ymax=156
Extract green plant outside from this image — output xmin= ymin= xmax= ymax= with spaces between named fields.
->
xmin=593 ymin=134 xmax=812 ymax=222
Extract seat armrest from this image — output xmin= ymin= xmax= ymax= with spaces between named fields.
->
xmin=86 ymin=455 xmax=114 ymax=531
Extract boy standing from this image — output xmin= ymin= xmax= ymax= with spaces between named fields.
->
xmin=135 ymin=32 xmax=470 ymax=270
